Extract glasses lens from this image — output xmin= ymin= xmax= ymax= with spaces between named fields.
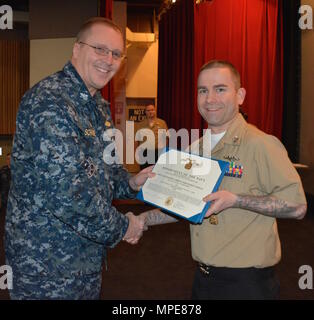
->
xmin=112 ymin=51 xmax=123 ymax=60
xmin=91 ymin=45 xmax=123 ymax=60
xmin=94 ymin=47 xmax=108 ymax=56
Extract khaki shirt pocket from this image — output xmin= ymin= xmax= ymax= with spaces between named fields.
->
xmin=219 ymin=175 xmax=248 ymax=195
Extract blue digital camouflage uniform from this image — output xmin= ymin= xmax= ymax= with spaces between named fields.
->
xmin=5 ymin=62 xmax=137 ymax=300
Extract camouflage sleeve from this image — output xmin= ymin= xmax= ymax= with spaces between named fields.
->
xmin=28 ymin=102 xmax=129 ymax=248
xmin=101 ymin=101 xmax=137 ymax=200
xmin=111 ymin=165 xmax=138 ymax=200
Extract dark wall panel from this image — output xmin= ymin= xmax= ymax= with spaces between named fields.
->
xmin=29 ymin=0 xmax=98 ymax=39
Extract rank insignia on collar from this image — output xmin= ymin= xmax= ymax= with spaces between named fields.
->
xmin=80 ymin=93 xmax=89 ymax=101
xmin=224 ymin=162 xmax=243 ymax=178
xmin=84 ymin=128 xmax=96 ymax=137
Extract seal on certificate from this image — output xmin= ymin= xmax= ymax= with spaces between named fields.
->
xmin=184 ymin=159 xmax=193 ymax=170
xmin=165 ymin=196 xmax=174 ymax=206
xmin=183 ymin=158 xmax=203 ymax=170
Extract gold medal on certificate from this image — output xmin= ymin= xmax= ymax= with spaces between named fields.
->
xmin=164 ymin=196 xmax=174 ymax=206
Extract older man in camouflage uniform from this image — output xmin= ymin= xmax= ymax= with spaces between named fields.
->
xmin=5 ymin=17 xmax=150 ymax=299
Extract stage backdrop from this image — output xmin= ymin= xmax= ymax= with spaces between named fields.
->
xmin=158 ymin=0 xmax=283 ymax=139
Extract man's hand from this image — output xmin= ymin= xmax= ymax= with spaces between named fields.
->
xmin=129 ymin=166 xmax=155 ymax=191
xmin=203 ymin=191 xmax=237 ymax=218
xmin=123 ymin=212 xmax=145 ymax=244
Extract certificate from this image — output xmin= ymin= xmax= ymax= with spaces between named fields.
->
xmin=136 ymin=148 xmax=229 ymax=224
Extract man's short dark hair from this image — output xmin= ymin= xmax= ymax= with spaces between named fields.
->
xmin=199 ymin=60 xmax=241 ymax=89
xmin=76 ymin=17 xmax=124 ymax=44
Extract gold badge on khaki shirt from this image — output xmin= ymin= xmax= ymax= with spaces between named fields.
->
xmin=209 ymin=214 xmax=219 ymax=225
xmin=232 ymin=135 xmax=239 ymax=143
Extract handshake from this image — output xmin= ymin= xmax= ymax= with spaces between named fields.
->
xmin=122 ymin=211 xmax=148 ymax=245
xmin=122 ymin=209 xmax=178 ymax=244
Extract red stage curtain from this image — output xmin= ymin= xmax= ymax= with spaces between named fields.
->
xmin=194 ymin=0 xmax=283 ymax=138
xmin=99 ymin=0 xmax=115 ymax=120
xmin=158 ymin=0 xmax=283 ymax=138
xmin=157 ymin=0 xmax=197 ymax=133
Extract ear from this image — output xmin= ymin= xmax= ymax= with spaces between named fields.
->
xmin=72 ymin=42 xmax=80 ymax=59
xmin=237 ymin=88 xmax=246 ymax=105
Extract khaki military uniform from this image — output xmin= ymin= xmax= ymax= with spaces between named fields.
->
xmin=136 ymin=118 xmax=168 ymax=151
xmin=190 ymin=114 xmax=306 ymax=268
xmin=136 ymin=118 xmax=168 ymax=167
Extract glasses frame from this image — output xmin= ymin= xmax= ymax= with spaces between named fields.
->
xmin=78 ymin=41 xmax=125 ymax=61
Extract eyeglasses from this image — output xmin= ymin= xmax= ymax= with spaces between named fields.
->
xmin=79 ymin=41 xmax=124 ymax=61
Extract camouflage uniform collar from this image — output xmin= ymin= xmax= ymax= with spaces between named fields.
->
xmin=94 ymin=91 xmax=110 ymax=108
xmin=63 ymin=62 xmax=109 ymax=108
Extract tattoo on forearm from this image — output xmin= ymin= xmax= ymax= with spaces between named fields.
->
xmin=235 ymin=195 xmax=306 ymax=219
xmin=144 ymin=209 xmax=178 ymax=226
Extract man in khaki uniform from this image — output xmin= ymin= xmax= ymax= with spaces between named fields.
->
xmin=136 ymin=104 xmax=168 ymax=170
xmin=141 ymin=60 xmax=307 ymax=300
